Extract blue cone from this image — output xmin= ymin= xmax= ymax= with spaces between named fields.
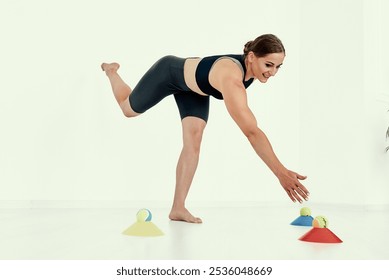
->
xmin=291 ymin=215 xmax=314 ymax=226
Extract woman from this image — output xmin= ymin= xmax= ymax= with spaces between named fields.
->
xmin=101 ymin=34 xmax=309 ymax=223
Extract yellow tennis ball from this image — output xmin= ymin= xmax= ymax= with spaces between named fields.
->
xmin=136 ymin=209 xmax=152 ymax=222
xmin=300 ymin=207 xmax=311 ymax=216
xmin=313 ymin=216 xmax=328 ymax=228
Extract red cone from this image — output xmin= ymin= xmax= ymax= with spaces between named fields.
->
xmin=299 ymin=227 xmax=343 ymax=243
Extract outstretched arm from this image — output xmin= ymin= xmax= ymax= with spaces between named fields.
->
xmin=211 ymin=61 xmax=310 ymax=203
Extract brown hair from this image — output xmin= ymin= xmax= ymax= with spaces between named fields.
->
xmin=243 ymin=34 xmax=285 ymax=58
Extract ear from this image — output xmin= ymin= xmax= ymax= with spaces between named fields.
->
xmin=247 ymin=51 xmax=255 ymax=63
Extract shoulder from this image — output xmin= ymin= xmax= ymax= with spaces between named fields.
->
xmin=209 ymin=59 xmax=246 ymax=94
xmin=211 ymin=58 xmax=244 ymax=81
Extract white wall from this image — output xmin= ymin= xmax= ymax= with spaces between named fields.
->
xmin=299 ymin=0 xmax=366 ymax=205
xmin=363 ymin=0 xmax=389 ymax=206
xmin=0 ymin=0 xmax=301 ymax=206
xmin=299 ymin=0 xmax=389 ymax=206
xmin=0 ymin=0 xmax=387 ymax=207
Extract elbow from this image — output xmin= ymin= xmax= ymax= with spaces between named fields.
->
xmin=234 ymin=116 xmax=261 ymax=141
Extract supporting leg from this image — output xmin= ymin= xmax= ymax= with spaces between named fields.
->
xmin=169 ymin=117 xmax=206 ymax=223
xmin=101 ymin=62 xmax=139 ymax=117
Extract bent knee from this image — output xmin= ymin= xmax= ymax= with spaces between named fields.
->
xmin=120 ymin=100 xmax=140 ymax=118
xmin=123 ymin=110 xmax=137 ymax=118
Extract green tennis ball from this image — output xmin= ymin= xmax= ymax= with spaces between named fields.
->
xmin=136 ymin=209 xmax=152 ymax=222
xmin=300 ymin=207 xmax=311 ymax=216
xmin=313 ymin=216 xmax=328 ymax=228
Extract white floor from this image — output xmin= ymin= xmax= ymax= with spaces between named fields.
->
xmin=0 ymin=203 xmax=388 ymax=260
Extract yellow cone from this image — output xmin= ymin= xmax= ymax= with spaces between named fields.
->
xmin=122 ymin=209 xmax=164 ymax=237
xmin=122 ymin=221 xmax=164 ymax=237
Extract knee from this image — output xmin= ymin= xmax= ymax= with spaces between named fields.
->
xmin=184 ymin=127 xmax=205 ymax=154
xmin=120 ymin=100 xmax=140 ymax=118
xmin=122 ymin=109 xmax=136 ymax=118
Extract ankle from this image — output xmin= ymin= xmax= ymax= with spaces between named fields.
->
xmin=101 ymin=62 xmax=120 ymax=75
xmin=171 ymin=203 xmax=185 ymax=211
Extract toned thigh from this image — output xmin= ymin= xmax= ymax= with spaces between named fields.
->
xmin=129 ymin=55 xmax=188 ymax=114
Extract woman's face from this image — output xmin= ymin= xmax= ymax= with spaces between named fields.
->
xmin=248 ymin=52 xmax=285 ymax=83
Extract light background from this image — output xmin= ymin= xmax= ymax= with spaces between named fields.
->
xmin=0 ymin=0 xmax=388 ymax=209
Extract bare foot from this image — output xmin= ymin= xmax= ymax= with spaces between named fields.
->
xmin=101 ymin=62 xmax=120 ymax=75
xmin=169 ymin=207 xmax=202 ymax=224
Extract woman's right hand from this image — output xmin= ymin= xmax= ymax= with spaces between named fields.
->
xmin=277 ymin=169 xmax=309 ymax=203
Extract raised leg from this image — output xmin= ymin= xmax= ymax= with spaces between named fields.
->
xmin=101 ymin=62 xmax=139 ymax=117
xmin=169 ymin=117 xmax=206 ymax=223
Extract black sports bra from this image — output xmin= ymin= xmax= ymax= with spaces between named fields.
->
xmin=195 ymin=54 xmax=254 ymax=99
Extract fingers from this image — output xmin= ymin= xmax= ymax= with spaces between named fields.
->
xmin=296 ymin=181 xmax=310 ymax=197
xmin=293 ymin=172 xmax=309 ymax=201
xmin=286 ymin=182 xmax=310 ymax=204
xmin=280 ymin=170 xmax=310 ymax=203
xmin=296 ymin=173 xmax=307 ymax=180
xmin=295 ymin=185 xmax=309 ymax=202
xmin=286 ymin=189 xmax=303 ymax=203
xmin=286 ymin=189 xmax=297 ymax=203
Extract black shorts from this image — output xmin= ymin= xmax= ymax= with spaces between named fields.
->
xmin=129 ymin=55 xmax=210 ymax=122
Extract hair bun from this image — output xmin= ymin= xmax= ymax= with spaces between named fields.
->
xmin=244 ymin=40 xmax=253 ymax=54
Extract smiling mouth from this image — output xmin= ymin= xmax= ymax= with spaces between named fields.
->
xmin=263 ymin=73 xmax=270 ymax=79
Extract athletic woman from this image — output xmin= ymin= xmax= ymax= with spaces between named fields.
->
xmin=101 ymin=34 xmax=310 ymax=223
